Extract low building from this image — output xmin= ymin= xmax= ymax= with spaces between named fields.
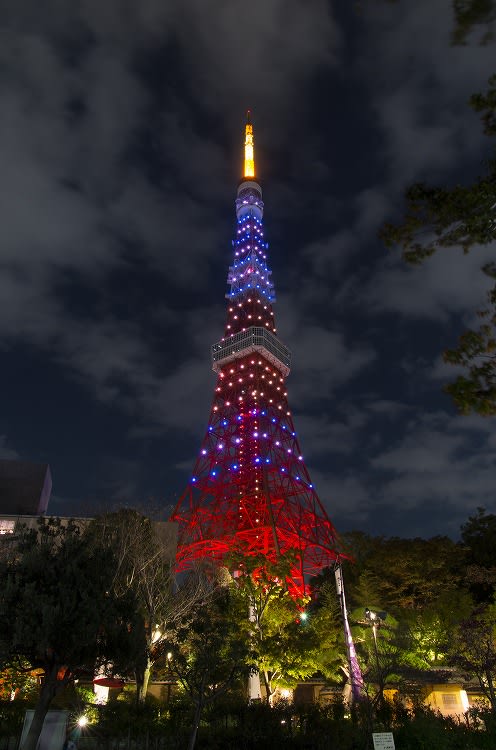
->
xmin=0 ymin=460 xmax=52 ymax=534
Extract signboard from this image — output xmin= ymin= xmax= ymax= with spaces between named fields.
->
xmin=372 ymin=732 xmax=395 ymax=750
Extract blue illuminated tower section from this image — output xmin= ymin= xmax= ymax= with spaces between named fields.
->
xmin=171 ymin=113 xmax=341 ymax=597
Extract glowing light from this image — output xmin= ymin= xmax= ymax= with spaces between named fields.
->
xmin=152 ymin=625 xmax=162 ymax=643
xmin=244 ymin=113 xmax=255 ymax=178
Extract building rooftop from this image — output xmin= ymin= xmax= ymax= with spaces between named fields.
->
xmin=0 ymin=460 xmax=52 ymax=515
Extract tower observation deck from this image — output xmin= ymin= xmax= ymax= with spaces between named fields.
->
xmin=171 ymin=113 xmax=342 ymax=597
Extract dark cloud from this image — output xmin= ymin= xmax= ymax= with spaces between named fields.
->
xmin=0 ymin=0 xmax=495 ymax=538
xmin=363 ymin=244 xmax=495 ymax=321
xmin=0 ymin=436 xmax=20 ymax=460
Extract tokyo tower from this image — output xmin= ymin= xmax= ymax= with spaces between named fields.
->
xmin=171 ymin=114 xmax=343 ymax=598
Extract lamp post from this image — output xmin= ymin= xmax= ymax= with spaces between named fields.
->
xmin=166 ymin=652 xmax=173 ymax=702
xmin=364 ymin=609 xmax=387 ymax=684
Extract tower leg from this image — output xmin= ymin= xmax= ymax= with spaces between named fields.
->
xmin=248 ymin=604 xmax=262 ymax=702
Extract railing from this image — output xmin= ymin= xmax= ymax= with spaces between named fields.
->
xmin=211 ymin=327 xmax=291 ymax=375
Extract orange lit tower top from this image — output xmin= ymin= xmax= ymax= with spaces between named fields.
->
xmin=171 ymin=113 xmax=342 ymax=598
xmin=244 ymin=110 xmax=255 ymax=178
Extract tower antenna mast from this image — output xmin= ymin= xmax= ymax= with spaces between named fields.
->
xmin=244 ymin=110 xmax=255 ymax=178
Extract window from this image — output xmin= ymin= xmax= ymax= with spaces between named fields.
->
xmin=0 ymin=519 xmax=15 ymax=534
xmin=442 ymin=693 xmax=458 ymax=709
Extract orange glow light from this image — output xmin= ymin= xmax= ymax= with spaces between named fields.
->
xmin=244 ymin=114 xmax=255 ymax=178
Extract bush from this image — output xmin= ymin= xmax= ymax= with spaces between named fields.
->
xmin=0 ymin=699 xmax=29 ymax=737
xmin=8 ymin=691 xmax=496 ymax=749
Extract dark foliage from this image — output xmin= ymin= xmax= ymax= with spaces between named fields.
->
xmin=380 ymin=74 xmax=496 ymax=416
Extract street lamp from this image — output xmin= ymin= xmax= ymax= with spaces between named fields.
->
xmin=365 ymin=608 xmax=386 ymax=629
xmin=152 ymin=625 xmax=162 ymax=644
xmin=364 ymin=609 xmax=387 ymax=671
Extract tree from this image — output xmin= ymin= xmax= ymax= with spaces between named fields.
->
xmin=461 ymin=507 xmax=496 ymax=602
xmin=451 ymin=603 xmax=496 ymax=711
xmin=381 ymin=74 xmax=496 ymax=416
xmin=0 ymin=518 xmax=136 ymax=750
xmin=0 ymin=659 xmax=38 ymax=701
xmin=229 ymin=553 xmax=300 ymax=703
xmin=353 ymin=610 xmax=407 ymax=711
xmin=341 ymin=535 xmax=463 ymax=616
xmin=167 ymin=583 xmax=253 ymax=750
xmin=365 ymin=1 xmax=496 ymax=45
xmin=404 ymin=588 xmax=474 ymax=667
xmin=230 ymin=553 xmax=343 ymax=704
xmin=451 ymin=0 xmax=496 ymax=45
xmin=443 ymin=268 xmax=496 ymax=416
xmin=87 ymin=509 xmax=213 ymax=703
xmin=338 ymin=533 xmax=474 ymax=702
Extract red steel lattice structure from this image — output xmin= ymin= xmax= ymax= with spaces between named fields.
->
xmin=171 ymin=114 xmax=342 ymax=597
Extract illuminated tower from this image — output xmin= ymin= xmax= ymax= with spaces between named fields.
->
xmin=171 ymin=113 xmax=342 ymax=597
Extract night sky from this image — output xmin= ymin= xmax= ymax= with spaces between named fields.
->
xmin=1 ymin=0 xmax=495 ymax=539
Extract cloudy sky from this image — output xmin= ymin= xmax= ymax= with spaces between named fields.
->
xmin=1 ymin=0 xmax=495 ymax=539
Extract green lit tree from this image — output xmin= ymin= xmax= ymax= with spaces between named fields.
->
xmin=230 ymin=553 xmax=343 ymax=704
xmin=340 ymin=533 xmax=473 ymax=703
xmin=403 ymin=588 xmax=474 ymax=668
xmin=351 ymin=608 xmax=404 ymax=710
